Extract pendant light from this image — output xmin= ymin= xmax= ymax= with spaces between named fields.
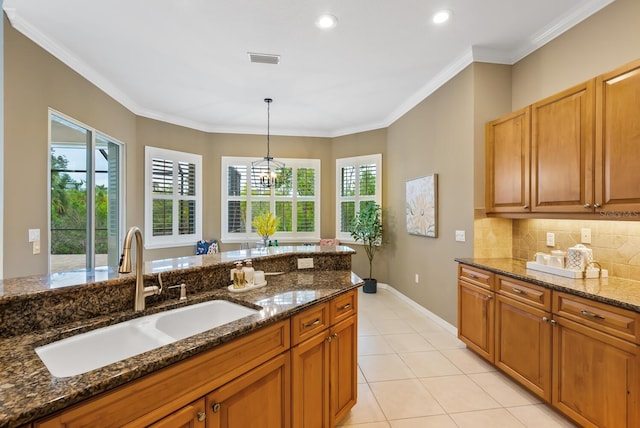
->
xmin=251 ymin=98 xmax=285 ymax=188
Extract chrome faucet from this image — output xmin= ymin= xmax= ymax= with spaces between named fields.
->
xmin=119 ymin=226 xmax=160 ymax=311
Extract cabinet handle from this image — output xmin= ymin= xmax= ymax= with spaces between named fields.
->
xmin=338 ymin=303 xmax=351 ymax=311
xmin=486 ymin=294 xmax=493 ymax=300
xmin=594 ymin=203 xmax=601 ymax=208
xmin=584 ymin=203 xmax=591 ymax=209
xmin=580 ymin=309 xmax=605 ymax=320
xmin=523 ymin=205 xmax=529 ymax=209
xmin=468 ymin=273 xmax=478 ymax=279
xmin=332 ymin=332 xmax=338 ymax=339
xmin=512 ymin=287 xmax=527 ymax=295
xmin=212 ymin=403 xmax=221 ymax=413
xmin=304 ymin=318 xmax=321 ymax=328
xmin=197 ymin=411 xmax=206 ymax=422
xmin=542 ymin=316 xmax=549 ymax=322
xmin=326 ymin=335 xmax=333 ymax=343
xmin=550 ymin=319 xmax=557 ymax=326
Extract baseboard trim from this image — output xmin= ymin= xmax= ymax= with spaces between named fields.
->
xmin=376 ymin=283 xmax=458 ymax=336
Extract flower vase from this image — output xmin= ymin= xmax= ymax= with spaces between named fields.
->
xmin=262 ymin=235 xmax=269 ymax=248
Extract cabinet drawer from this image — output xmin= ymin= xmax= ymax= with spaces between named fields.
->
xmin=291 ymin=302 xmax=330 ymax=346
xmin=497 ymin=275 xmax=551 ymax=311
xmin=458 ymin=265 xmax=494 ymax=290
xmin=331 ymin=290 xmax=357 ymax=324
xmin=553 ymin=291 xmax=640 ymax=344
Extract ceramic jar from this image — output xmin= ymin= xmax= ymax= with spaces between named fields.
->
xmin=566 ymin=244 xmax=593 ymax=271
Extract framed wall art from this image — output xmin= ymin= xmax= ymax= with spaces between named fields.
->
xmin=405 ymin=174 xmax=438 ymax=238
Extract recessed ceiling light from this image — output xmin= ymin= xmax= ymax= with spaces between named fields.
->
xmin=432 ymin=10 xmax=451 ymax=24
xmin=316 ymin=14 xmax=338 ymax=29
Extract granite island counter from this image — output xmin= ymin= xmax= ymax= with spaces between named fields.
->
xmin=0 ymin=246 xmax=363 ymax=428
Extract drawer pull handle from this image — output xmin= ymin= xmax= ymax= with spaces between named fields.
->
xmin=338 ymin=303 xmax=351 ymax=311
xmin=512 ymin=288 xmax=527 ymax=295
xmin=468 ymin=273 xmax=479 ymax=279
xmin=580 ymin=309 xmax=605 ymax=320
xmin=304 ymin=318 xmax=321 ymax=328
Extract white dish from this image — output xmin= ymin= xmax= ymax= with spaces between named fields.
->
xmin=227 ymin=281 xmax=267 ymax=293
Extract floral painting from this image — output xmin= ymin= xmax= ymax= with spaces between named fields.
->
xmin=406 ymin=174 xmax=438 ymax=238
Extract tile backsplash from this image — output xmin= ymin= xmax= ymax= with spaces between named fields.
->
xmin=474 ymin=212 xmax=640 ymax=280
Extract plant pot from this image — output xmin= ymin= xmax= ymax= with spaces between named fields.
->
xmin=362 ymin=278 xmax=377 ymax=293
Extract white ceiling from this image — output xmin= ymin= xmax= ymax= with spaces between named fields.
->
xmin=4 ymin=0 xmax=614 ymax=138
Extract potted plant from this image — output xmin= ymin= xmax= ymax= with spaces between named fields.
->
xmin=349 ymin=203 xmax=382 ymax=293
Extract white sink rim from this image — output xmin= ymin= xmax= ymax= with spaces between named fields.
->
xmin=35 ymin=299 xmax=259 ymax=378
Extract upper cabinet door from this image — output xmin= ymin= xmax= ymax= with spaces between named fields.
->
xmin=531 ymin=80 xmax=595 ymax=213
xmin=485 ymin=106 xmax=531 ymax=213
xmin=595 ymin=58 xmax=640 ymax=214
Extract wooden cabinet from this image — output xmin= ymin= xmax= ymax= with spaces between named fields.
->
xmin=595 ymin=58 xmax=640 ymax=213
xmin=495 ymin=276 xmax=552 ymax=401
xmin=148 ymin=399 xmax=205 ymax=428
xmin=457 ymin=265 xmax=494 ymax=362
xmin=531 ymin=80 xmax=594 ymax=213
xmin=485 ymin=106 xmax=531 ymax=213
xmin=205 ymin=353 xmax=290 ymax=428
xmin=291 ymin=290 xmax=358 ymax=427
xmin=551 ymin=292 xmax=640 ymax=428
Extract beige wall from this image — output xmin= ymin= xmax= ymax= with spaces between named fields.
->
xmin=385 ymin=66 xmax=476 ymax=325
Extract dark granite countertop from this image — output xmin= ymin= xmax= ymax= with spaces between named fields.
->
xmin=455 ymin=258 xmax=640 ymax=313
xmin=0 ymin=247 xmax=362 ymax=428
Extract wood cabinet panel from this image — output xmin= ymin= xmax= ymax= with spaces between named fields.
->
xmin=531 ymin=80 xmax=594 ymax=213
xmin=205 ymin=353 xmax=291 ymax=428
xmin=486 ymin=106 xmax=531 ymax=213
xmin=552 ymin=316 xmax=639 ymax=428
xmin=495 ymin=295 xmax=551 ymax=401
xmin=331 ymin=316 xmax=357 ymax=425
xmin=458 ymin=280 xmax=494 ymax=362
xmin=291 ymin=326 xmax=330 ymax=427
xmin=553 ymin=291 xmax=639 ymax=344
xmin=595 ymin=58 xmax=640 ymax=212
xmin=147 ymin=399 xmax=205 ymax=428
xmin=496 ymin=275 xmax=551 ymax=311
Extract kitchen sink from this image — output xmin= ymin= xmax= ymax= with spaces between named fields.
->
xmin=35 ymin=300 xmax=259 ymax=377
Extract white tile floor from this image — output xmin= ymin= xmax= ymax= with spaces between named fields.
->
xmin=338 ymin=287 xmax=577 ymax=428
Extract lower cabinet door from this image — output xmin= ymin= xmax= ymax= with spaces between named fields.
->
xmin=495 ymin=295 xmax=551 ymax=401
xmin=205 ymin=353 xmax=291 ymax=428
xmin=148 ymin=399 xmax=206 ymax=428
xmin=553 ymin=316 xmax=639 ymax=428
xmin=291 ymin=329 xmax=331 ymax=428
xmin=330 ymin=315 xmax=357 ymax=425
xmin=458 ymin=280 xmax=495 ymax=362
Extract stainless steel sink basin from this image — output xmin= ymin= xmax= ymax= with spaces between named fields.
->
xmin=35 ymin=300 xmax=258 ymax=377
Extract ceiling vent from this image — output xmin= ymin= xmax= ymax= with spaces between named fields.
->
xmin=248 ymin=52 xmax=281 ymax=65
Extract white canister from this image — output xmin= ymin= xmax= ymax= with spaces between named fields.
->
xmin=549 ymin=250 xmax=566 ymax=268
xmin=566 ymin=244 xmax=593 ymax=271
xmin=534 ymin=252 xmax=549 ymax=265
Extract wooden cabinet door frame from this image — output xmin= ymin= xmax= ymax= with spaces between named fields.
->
xmin=458 ymin=280 xmax=495 ymax=362
xmin=330 ymin=316 xmax=357 ymax=426
xmin=485 ymin=106 xmax=531 ymax=213
xmin=531 ymin=80 xmax=595 ymax=213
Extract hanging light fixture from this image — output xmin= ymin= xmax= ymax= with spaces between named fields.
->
xmin=252 ymin=98 xmax=285 ymax=188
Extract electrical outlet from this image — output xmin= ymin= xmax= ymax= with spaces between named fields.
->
xmin=546 ymin=232 xmax=555 ymax=247
xmin=581 ymin=228 xmax=592 ymax=244
xmin=297 ymin=258 xmax=314 ymax=269
xmin=415 ymin=273 xmax=419 ymax=284
xmin=455 ymin=230 xmax=466 ymax=242
xmin=33 ymin=241 xmax=41 ymax=255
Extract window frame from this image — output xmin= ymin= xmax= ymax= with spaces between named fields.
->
xmin=336 ymin=153 xmax=382 ymax=243
xmin=144 ymin=146 xmax=202 ymax=249
xmin=221 ymin=156 xmax=321 ymax=244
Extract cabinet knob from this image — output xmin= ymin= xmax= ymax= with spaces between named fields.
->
xmin=212 ymin=403 xmax=221 ymax=413
xmin=584 ymin=203 xmax=591 ymax=209
xmin=326 ymin=335 xmax=333 ymax=343
xmin=197 ymin=411 xmax=206 ymax=422
xmin=523 ymin=205 xmax=529 ymax=209
xmin=550 ymin=319 xmax=557 ymax=326
xmin=542 ymin=316 xmax=549 ymax=322
xmin=486 ymin=294 xmax=493 ymax=300
xmin=594 ymin=203 xmax=601 ymax=208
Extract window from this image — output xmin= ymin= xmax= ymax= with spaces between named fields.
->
xmin=222 ymin=157 xmax=320 ymax=243
xmin=49 ymin=111 xmax=124 ymax=273
xmin=336 ymin=154 xmax=382 ymax=242
xmin=145 ymin=147 xmax=202 ymax=249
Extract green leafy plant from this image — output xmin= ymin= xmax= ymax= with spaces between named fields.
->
xmin=349 ymin=203 xmax=382 ymax=279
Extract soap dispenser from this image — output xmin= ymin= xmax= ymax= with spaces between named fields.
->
xmin=233 ymin=262 xmax=246 ymax=289
xmin=243 ymin=259 xmax=255 ymax=286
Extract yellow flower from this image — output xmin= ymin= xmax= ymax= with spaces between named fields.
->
xmin=252 ymin=212 xmax=278 ymax=237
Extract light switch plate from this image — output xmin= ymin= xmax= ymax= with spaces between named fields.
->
xmin=28 ymin=228 xmax=40 ymax=243
xmin=455 ymin=230 xmax=466 ymax=242
xmin=297 ymin=258 xmax=314 ymax=269
xmin=581 ymin=228 xmax=592 ymax=244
